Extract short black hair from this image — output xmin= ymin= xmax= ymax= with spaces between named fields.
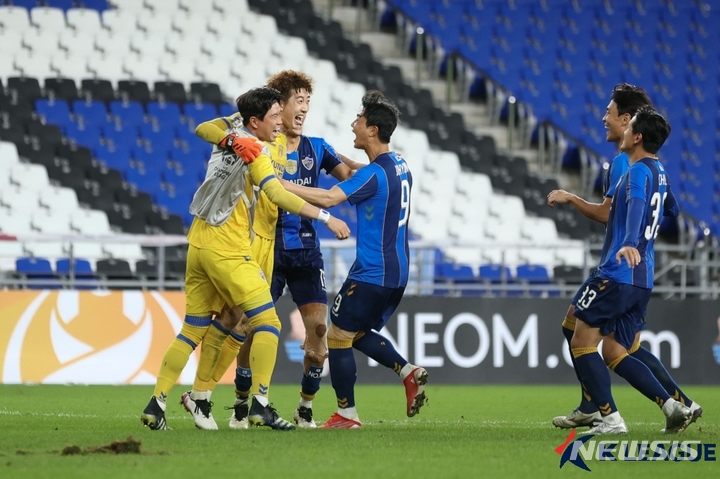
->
xmin=361 ymin=90 xmax=399 ymax=144
xmin=631 ymin=105 xmax=671 ymax=154
xmin=236 ymin=87 xmax=282 ymax=126
xmin=611 ymin=83 xmax=652 ymax=117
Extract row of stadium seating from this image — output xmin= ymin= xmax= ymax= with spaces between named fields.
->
xmin=382 ymin=0 xmax=720 ymax=238
xmin=0 ymin=0 xmax=592 ymax=291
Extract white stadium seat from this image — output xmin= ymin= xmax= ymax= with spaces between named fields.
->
xmin=101 ymin=10 xmax=138 ymax=35
xmin=86 ymin=54 xmax=126 ymax=82
xmin=31 ymin=211 xmax=73 ymax=234
xmin=0 ymin=209 xmax=35 ymax=234
xmin=13 ymin=52 xmax=55 ymax=80
xmin=95 ymin=32 xmax=133 ymax=57
xmin=9 ymin=164 xmax=50 ymax=192
xmin=0 ymin=142 xmax=21 ymax=170
xmin=165 ymin=34 xmax=204 ymax=60
xmin=113 ymin=0 xmax=148 ymax=13
xmin=22 ymin=29 xmax=60 ymax=56
xmin=123 ymin=55 xmax=164 ymax=83
xmin=70 ymin=210 xmax=112 ymax=235
xmin=39 ymin=187 xmax=80 ymax=214
xmin=136 ymin=13 xmax=174 ymax=37
xmin=0 ymin=6 xmax=31 ymax=32
xmin=144 ymin=0 xmax=181 ymax=15
xmin=58 ymin=31 xmax=98 ymax=58
xmin=0 ymin=241 xmax=24 ymax=272
xmin=51 ymin=54 xmax=90 ymax=83
xmin=130 ymin=33 xmax=170 ymax=60
xmin=66 ymin=8 xmax=104 ymax=34
xmin=0 ymin=29 xmax=23 ymax=53
xmin=30 ymin=7 xmax=67 ymax=33
xmin=171 ymin=12 xmax=210 ymax=36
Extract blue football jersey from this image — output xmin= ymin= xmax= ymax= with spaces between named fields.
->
xmin=597 ymin=157 xmax=674 ymax=288
xmin=276 ymin=136 xmax=342 ymax=250
xmin=603 ymin=152 xmax=629 ymax=198
xmin=337 ymin=152 xmax=412 ymax=288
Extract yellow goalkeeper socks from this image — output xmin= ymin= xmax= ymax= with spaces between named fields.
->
xmin=153 ymin=315 xmax=211 ymax=402
xmin=207 ymin=332 xmax=245 ymax=392
xmin=192 ymin=321 xmax=230 ymax=392
xmin=250 ymin=327 xmax=280 ymax=398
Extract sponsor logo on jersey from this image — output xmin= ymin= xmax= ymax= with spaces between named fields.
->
xmin=302 ymin=155 xmax=314 ymax=171
xmin=285 ymin=159 xmax=298 ymax=175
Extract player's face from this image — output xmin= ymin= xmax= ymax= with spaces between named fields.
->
xmin=351 ymin=112 xmax=368 ymax=149
xmin=281 ymin=88 xmax=310 ymax=138
xmin=256 ymin=102 xmax=284 ymax=142
xmin=603 ymin=100 xmax=628 ymax=144
xmin=619 ymin=115 xmax=639 ymax=153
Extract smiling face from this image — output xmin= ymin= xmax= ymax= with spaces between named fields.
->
xmin=281 ymin=88 xmax=310 ymax=138
xmin=252 ymin=102 xmax=283 ymax=142
xmin=351 ymin=111 xmax=370 ymax=149
xmin=602 ymin=100 xmax=630 ymax=144
xmin=619 ymin=115 xmax=639 ymax=153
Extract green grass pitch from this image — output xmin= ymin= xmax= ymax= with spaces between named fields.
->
xmin=0 ymin=384 xmax=717 ymax=479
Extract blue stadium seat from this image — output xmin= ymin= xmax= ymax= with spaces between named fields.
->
xmin=64 ymin=121 xmax=103 ymax=151
xmin=219 ymin=103 xmax=236 ymax=117
xmin=35 ymin=99 xmax=72 ymax=128
xmin=183 ymin=102 xmax=218 ymax=127
xmin=77 ymin=0 xmax=109 ymax=12
xmin=102 ymin=124 xmax=139 ymax=149
xmin=139 ymin=124 xmax=177 ymax=154
xmin=56 ymin=258 xmax=97 ymax=289
xmin=9 ymin=0 xmax=38 ymax=9
xmin=125 ymin=166 xmax=164 ymax=193
xmin=16 ymin=257 xmax=60 ymax=290
xmin=146 ymin=101 xmax=183 ymax=129
xmin=109 ymin=100 xmax=146 ymax=126
xmin=155 ymin=189 xmax=193 ymax=224
xmin=46 ymin=0 xmax=74 ymax=10
xmin=170 ymin=146 xmax=206 ymax=171
xmin=94 ymin=144 xmax=132 ymax=171
xmin=72 ymin=99 xmax=109 ymax=125
xmin=132 ymin=145 xmax=170 ymax=170
xmin=164 ymin=167 xmax=199 ymax=192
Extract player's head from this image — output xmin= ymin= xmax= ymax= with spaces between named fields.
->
xmin=267 ymin=70 xmax=313 ymax=138
xmin=620 ymin=106 xmax=671 ymax=155
xmin=603 ymin=83 xmax=652 ymax=144
xmin=351 ymin=90 xmax=400 ymax=149
xmin=236 ymin=87 xmax=283 ymax=142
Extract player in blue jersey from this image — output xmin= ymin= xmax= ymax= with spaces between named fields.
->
xmin=283 ymin=91 xmax=428 ymax=429
xmin=569 ymin=106 xmax=693 ymax=435
xmin=547 ymin=84 xmax=700 ymax=429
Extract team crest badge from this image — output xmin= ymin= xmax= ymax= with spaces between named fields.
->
xmin=285 ymin=159 xmax=298 ymax=175
xmin=302 ymin=155 xmax=314 ymax=170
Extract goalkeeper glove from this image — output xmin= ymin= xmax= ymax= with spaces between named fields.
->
xmin=218 ymin=133 xmax=263 ymax=164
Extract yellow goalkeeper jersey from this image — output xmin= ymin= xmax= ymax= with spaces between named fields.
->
xmin=253 ymin=133 xmax=287 ymax=239
xmin=188 ymin=119 xmax=301 ymax=254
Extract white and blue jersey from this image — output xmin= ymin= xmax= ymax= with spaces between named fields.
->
xmin=336 ymin=152 xmax=412 ymax=289
xmin=603 ymin=152 xmax=629 ymax=198
xmin=276 ymin=136 xmax=342 ymax=250
xmin=596 ymin=157 xmax=677 ymax=288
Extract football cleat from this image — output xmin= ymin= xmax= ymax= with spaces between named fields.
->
xmin=581 ymin=419 xmax=628 ymax=435
xmin=552 ymin=408 xmax=602 ymax=429
xmin=181 ymin=391 xmax=218 ymax=430
xmin=403 ymin=366 xmax=428 ymax=417
xmin=226 ymin=400 xmax=249 ymax=430
xmin=248 ymin=397 xmax=296 ymax=430
xmin=319 ymin=412 xmax=362 ymax=429
xmin=661 ymin=401 xmax=703 ymax=433
xmin=663 ymin=400 xmax=693 ymax=434
xmin=294 ymin=406 xmax=317 ymax=428
xmin=141 ymin=396 xmax=168 ymax=431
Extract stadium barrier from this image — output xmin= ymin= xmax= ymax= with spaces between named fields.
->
xmin=1 ymin=292 xmax=717 ymax=385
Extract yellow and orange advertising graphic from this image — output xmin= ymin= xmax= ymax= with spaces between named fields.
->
xmin=0 ymin=291 xmax=236 ymax=385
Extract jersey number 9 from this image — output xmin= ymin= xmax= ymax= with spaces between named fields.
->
xmin=398 ymin=179 xmax=410 ymax=228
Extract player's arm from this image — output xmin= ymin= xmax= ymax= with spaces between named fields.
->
xmin=616 ymin=167 xmax=650 ymax=267
xmin=284 ymin=163 xmax=379 ymax=208
xmin=249 ymin=156 xmax=350 ymax=239
xmin=195 ymin=114 xmax=262 ymax=164
xmin=547 ymin=190 xmax=611 ymax=224
xmin=337 ymin=153 xmax=366 ymax=172
xmin=663 ymin=184 xmax=679 ymax=218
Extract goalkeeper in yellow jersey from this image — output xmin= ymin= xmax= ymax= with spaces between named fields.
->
xmin=140 ymin=87 xmax=350 ymax=431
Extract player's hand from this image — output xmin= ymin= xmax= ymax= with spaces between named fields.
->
xmin=326 ymin=217 xmax=350 ymax=240
xmin=547 ymin=189 xmax=572 ymax=207
xmin=218 ymin=133 xmax=263 ymax=164
xmin=616 ymin=246 xmax=641 ymax=268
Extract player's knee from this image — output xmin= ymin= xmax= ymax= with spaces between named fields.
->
xmin=327 ymin=324 xmax=353 ymax=349
xmin=250 ymin=310 xmax=282 ymax=335
xmin=232 ymin=314 xmax=251 ymax=338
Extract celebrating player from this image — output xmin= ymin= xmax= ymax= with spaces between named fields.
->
xmin=140 ymin=87 xmax=350 ymax=431
xmin=569 ymin=106 xmax=692 ymax=434
xmin=282 ymin=91 xmax=428 ymax=429
xmin=548 ymin=84 xmax=701 ymax=429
